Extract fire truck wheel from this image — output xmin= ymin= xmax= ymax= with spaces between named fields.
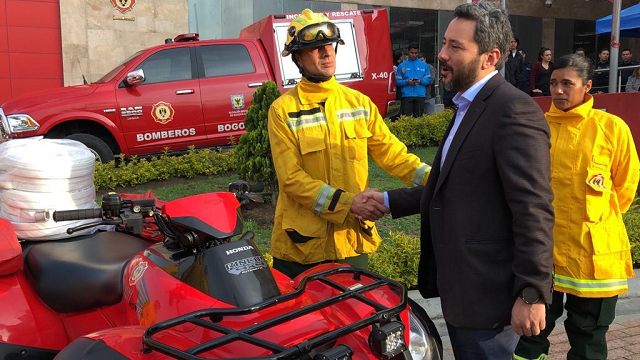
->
xmin=65 ymin=133 xmax=115 ymax=163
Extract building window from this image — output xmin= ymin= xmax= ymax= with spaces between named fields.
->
xmin=358 ymin=5 xmax=438 ymax=66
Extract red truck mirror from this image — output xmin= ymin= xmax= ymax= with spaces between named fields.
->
xmin=125 ymin=69 xmax=145 ymax=87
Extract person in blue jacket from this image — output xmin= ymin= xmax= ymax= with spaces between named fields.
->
xmin=396 ymin=43 xmax=432 ymax=117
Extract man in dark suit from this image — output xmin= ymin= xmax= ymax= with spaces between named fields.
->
xmin=519 ymin=49 xmax=532 ymax=95
xmin=505 ymin=36 xmax=523 ymax=88
xmin=363 ymin=3 xmax=554 ymax=359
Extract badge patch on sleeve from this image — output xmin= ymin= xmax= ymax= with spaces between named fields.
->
xmin=587 ymin=173 xmax=606 ymax=190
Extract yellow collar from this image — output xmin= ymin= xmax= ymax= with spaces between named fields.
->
xmin=296 ymin=77 xmax=339 ymax=105
xmin=546 ymin=94 xmax=594 ymax=122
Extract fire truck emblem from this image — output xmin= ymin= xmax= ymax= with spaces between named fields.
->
xmin=231 ymin=94 xmax=245 ymax=110
xmin=587 ymin=173 xmax=606 ymax=190
xmin=151 ymin=101 xmax=175 ymax=125
xmin=110 ymin=0 xmax=136 ymax=13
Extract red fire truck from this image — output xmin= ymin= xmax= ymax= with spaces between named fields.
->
xmin=0 ymin=9 xmax=396 ymax=162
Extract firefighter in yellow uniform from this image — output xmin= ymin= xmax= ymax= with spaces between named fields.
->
xmin=268 ymin=9 xmax=431 ymax=278
xmin=515 ymin=55 xmax=639 ymax=360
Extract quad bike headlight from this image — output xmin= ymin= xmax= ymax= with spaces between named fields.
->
xmin=408 ymin=309 xmax=439 ymax=360
xmin=5 ymin=113 xmax=39 ymax=133
xmin=369 ymin=321 xmax=406 ymax=359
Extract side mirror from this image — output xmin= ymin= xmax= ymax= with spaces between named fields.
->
xmin=125 ymin=69 xmax=145 ymax=86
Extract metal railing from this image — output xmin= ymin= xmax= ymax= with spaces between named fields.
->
xmin=592 ymin=64 xmax=640 ymax=93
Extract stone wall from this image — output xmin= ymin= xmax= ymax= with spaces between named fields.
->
xmin=60 ymin=0 xmax=188 ymax=86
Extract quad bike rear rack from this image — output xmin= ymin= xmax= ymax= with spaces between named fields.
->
xmin=142 ymin=267 xmax=408 ymax=360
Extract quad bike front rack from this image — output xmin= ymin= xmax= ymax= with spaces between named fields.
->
xmin=142 ymin=267 xmax=408 ymax=360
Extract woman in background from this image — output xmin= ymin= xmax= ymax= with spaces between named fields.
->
xmin=530 ymin=47 xmax=554 ymax=96
xmin=625 ymin=67 xmax=640 ymax=92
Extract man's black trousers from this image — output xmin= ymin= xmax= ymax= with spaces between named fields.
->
xmin=401 ymin=96 xmax=425 ymax=117
xmin=514 ymin=290 xmax=618 ymax=359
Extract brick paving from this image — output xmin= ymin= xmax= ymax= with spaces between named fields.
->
xmin=546 ymin=318 xmax=640 ymax=360
xmin=413 ymin=274 xmax=640 ymax=359
xmin=438 ymin=315 xmax=640 ymax=359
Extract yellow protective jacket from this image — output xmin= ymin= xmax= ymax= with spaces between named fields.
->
xmin=268 ymin=77 xmax=430 ymax=264
xmin=547 ymin=94 xmax=639 ymax=298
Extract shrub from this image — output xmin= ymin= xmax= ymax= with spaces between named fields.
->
xmin=263 ymin=252 xmax=274 ymax=267
xmin=385 ymin=110 xmax=454 ymax=147
xmin=624 ymin=200 xmax=640 ymax=267
xmin=94 ymin=147 xmax=237 ymax=190
xmin=236 ymin=81 xmax=281 ymax=192
xmin=368 ymin=231 xmax=420 ymax=288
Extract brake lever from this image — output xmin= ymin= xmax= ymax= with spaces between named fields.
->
xmin=66 ymin=219 xmax=122 ymax=235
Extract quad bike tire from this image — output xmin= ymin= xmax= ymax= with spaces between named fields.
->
xmin=65 ymin=133 xmax=114 ymax=163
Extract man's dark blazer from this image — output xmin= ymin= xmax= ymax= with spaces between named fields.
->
xmin=388 ymin=74 xmax=554 ymax=329
xmin=505 ymin=51 xmax=523 ymax=88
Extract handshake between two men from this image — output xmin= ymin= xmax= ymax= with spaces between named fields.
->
xmin=350 ymin=188 xmax=388 ymax=222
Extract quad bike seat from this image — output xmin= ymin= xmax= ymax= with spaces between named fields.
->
xmin=25 ymin=231 xmax=149 ymax=313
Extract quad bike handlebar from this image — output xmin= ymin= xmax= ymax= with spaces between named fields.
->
xmin=52 ymin=208 xmax=104 ymax=222
xmin=52 ymin=193 xmax=156 ymax=235
xmin=229 ymin=180 xmax=266 ymax=206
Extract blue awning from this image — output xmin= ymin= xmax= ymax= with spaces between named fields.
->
xmin=596 ymin=3 xmax=640 ymax=37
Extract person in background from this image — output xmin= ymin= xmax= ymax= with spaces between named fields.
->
xmin=625 ymin=67 xmax=640 ymax=92
xmin=593 ymin=48 xmax=610 ymax=94
xmin=396 ymin=43 xmax=432 ymax=117
xmin=393 ymin=50 xmax=403 ymax=72
xmin=419 ymin=53 xmax=437 ymax=115
xmin=268 ymin=9 xmax=431 ymax=279
xmin=575 ymin=47 xmax=596 ymax=67
xmin=514 ymin=53 xmax=639 ymax=360
xmin=393 ymin=50 xmax=404 ymax=115
xmin=519 ymin=49 xmax=532 ymax=95
xmin=619 ymin=48 xmax=639 ymax=92
xmin=505 ymin=36 xmax=523 ymax=88
xmin=530 ymin=47 xmax=554 ymax=96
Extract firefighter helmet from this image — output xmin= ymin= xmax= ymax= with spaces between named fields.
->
xmin=281 ymin=9 xmax=345 ymax=57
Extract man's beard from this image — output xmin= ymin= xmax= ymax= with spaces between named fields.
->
xmin=442 ymin=56 xmax=480 ymax=92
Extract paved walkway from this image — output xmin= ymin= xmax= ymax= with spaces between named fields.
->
xmin=409 ymin=273 xmax=640 ymax=359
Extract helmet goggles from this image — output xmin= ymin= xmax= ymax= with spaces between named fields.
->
xmin=295 ymin=22 xmax=341 ymax=44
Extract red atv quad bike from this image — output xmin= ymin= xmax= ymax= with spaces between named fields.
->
xmin=0 ymin=183 xmax=443 ymax=360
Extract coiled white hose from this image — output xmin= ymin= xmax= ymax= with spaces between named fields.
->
xmin=0 ymin=138 xmax=100 ymax=240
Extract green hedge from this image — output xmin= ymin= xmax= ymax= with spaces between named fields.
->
xmin=385 ymin=110 xmax=454 ymax=147
xmin=624 ymin=203 xmax=640 ymax=267
xmin=94 ymin=146 xmax=237 ymax=190
xmin=368 ymin=231 xmax=420 ymax=288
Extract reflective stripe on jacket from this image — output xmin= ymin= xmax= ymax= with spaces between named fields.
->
xmin=547 ymin=94 xmax=639 ymax=297
xmin=268 ymin=77 xmax=430 ymax=264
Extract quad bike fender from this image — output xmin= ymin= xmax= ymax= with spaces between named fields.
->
xmin=0 ymin=271 xmax=67 ymax=350
xmin=0 ymin=219 xmax=22 ymax=276
xmin=55 ymin=327 xmax=194 ymax=360
xmin=54 ymin=337 xmax=129 ymax=360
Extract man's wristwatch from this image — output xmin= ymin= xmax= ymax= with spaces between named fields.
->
xmin=519 ymin=286 xmax=541 ymax=304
